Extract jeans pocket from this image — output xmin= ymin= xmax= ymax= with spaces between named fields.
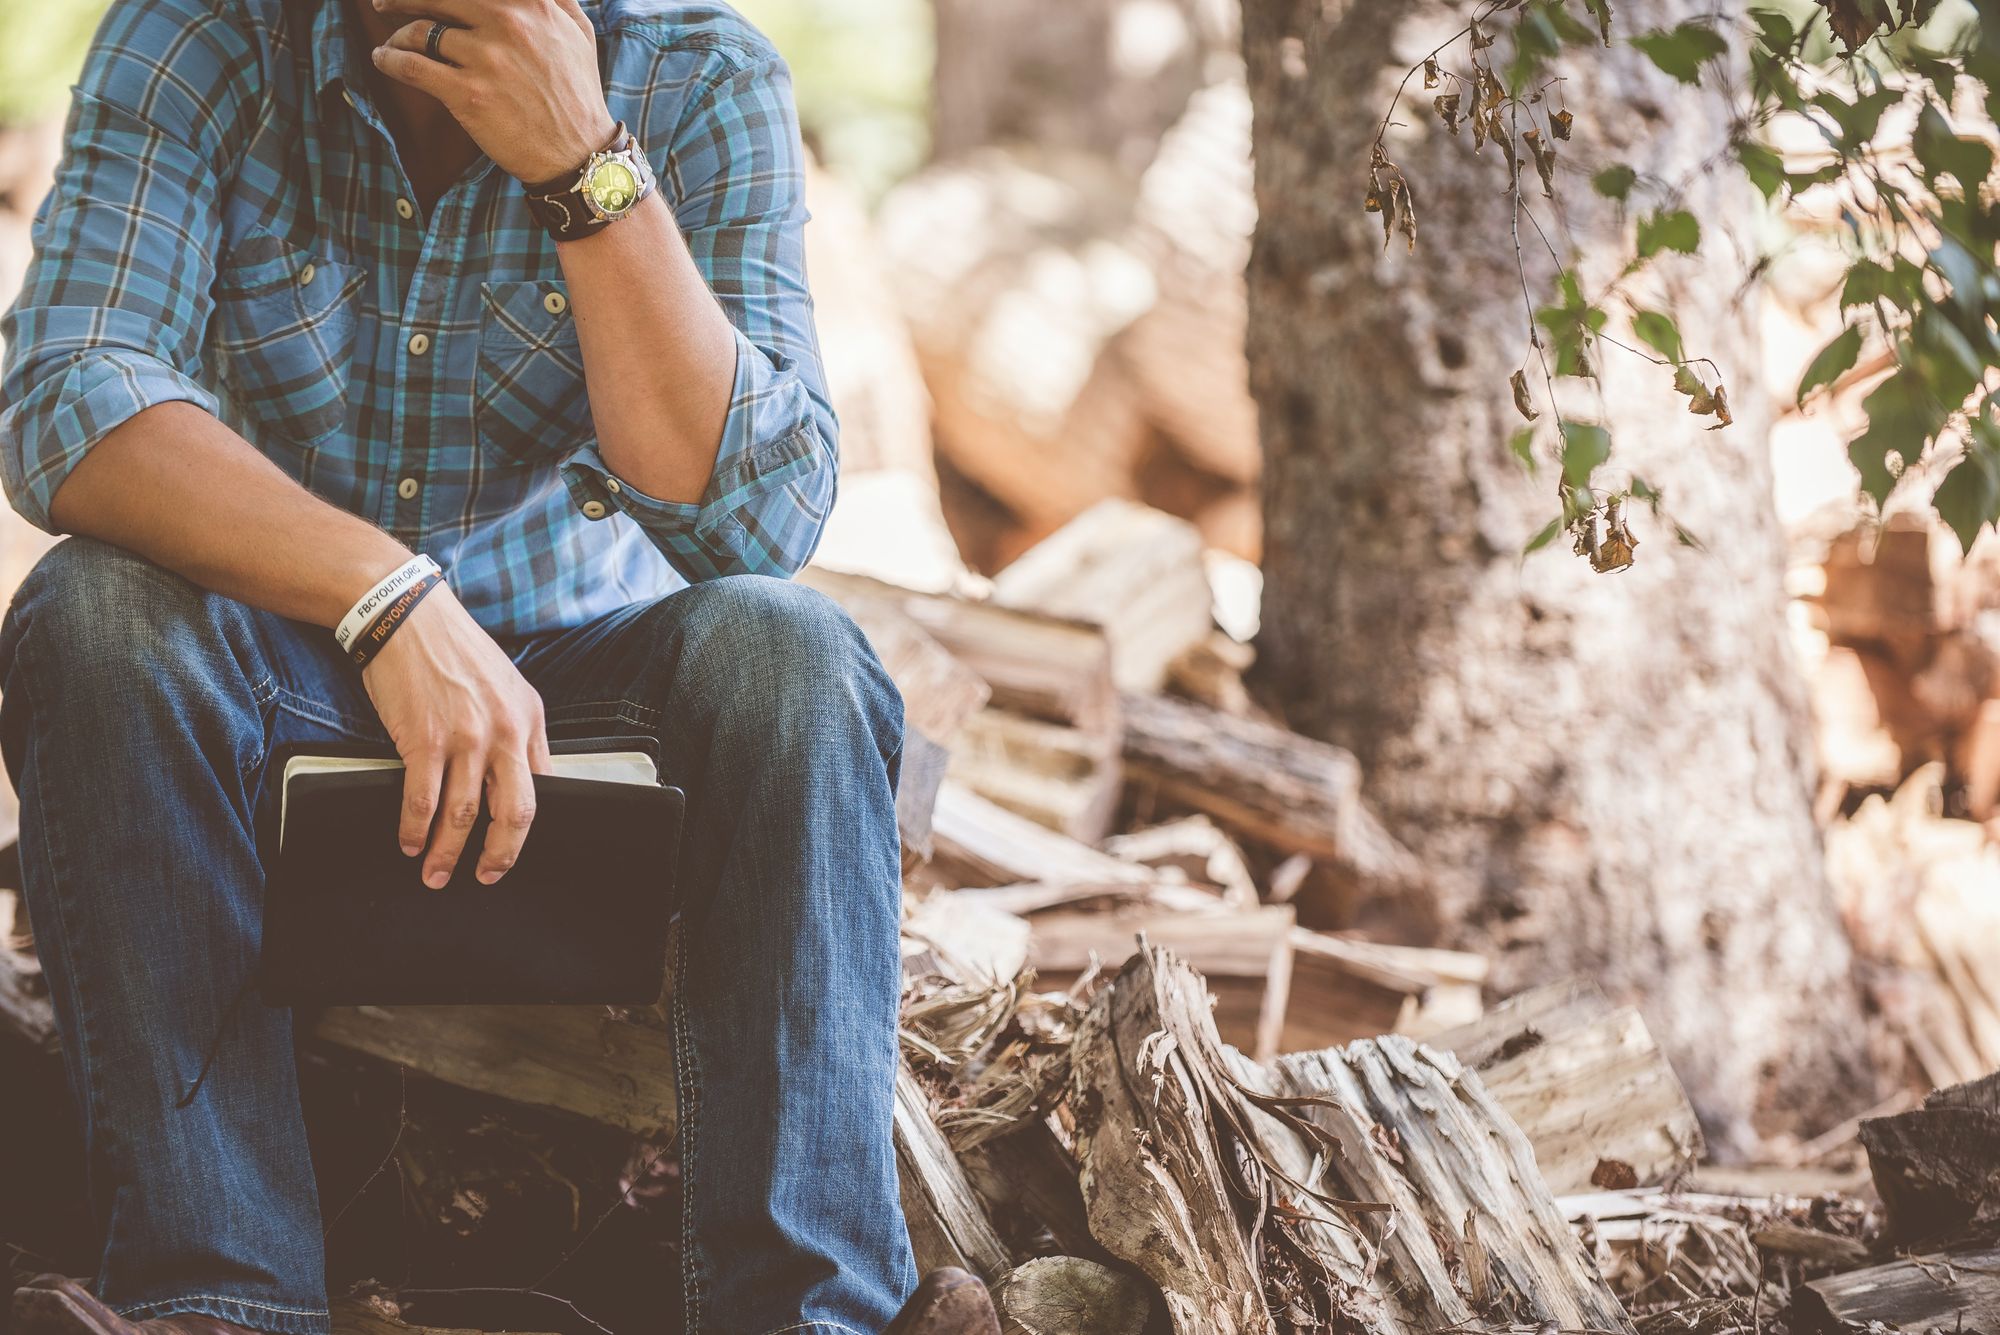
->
xmin=475 ymin=279 xmax=594 ymax=467
xmin=211 ymin=231 xmax=363 ymax=452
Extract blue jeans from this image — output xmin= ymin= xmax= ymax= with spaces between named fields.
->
xmin=0 ymin=538 xmax=915 ymax=1335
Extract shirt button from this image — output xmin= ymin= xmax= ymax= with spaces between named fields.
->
xmin=581 ymin=499 xmax=609 ymax=520
xmin=543 ymin=291 xmax=568 ymax=315
xmin=297 ymin=262 xmax=316 ymax=287
xmin=407 ymin=332 xmax=430 ymax=356
xmin=342 ymin=89 xmax=356 ymax=108
xmin=397 ymin=476 xmax=421 ymax=501
xmin=395 ymin=197 xmax=415 ymax=220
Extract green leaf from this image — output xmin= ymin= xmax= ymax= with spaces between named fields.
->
xmin=1582 ymin=0 xmax=1613 ymax=46
xmin=1812 ymin=88 xmax=1903 ymax=151
xmin=1560 ymin=422 xmax=1612 ymax=487
xmin=1749 ymin=8 xmax=1798 ymax=53
xmin=1850 ymin=372 xmax=1945 ymax=507
xmin=1592 ymin=164 xmax=1637 ymax=200
xmin=1524 ymin=515 xmax=1565 ymax=555
xmin=1632 ymin=309 xmax=1684 ymax=362
xmin=1796 ymin=325 xmax=1863 ymax=406
xmin=1933 ymin=447 xmax=2000 ymax=551
xmin=1630 ymin=22 xmax=1728 ymax=83
xmin=1841 ymin=258 xmax=1924 ymax=311
xmin=1510 ymin=426 xmax=1540 ymax=474
xmin=1735 ymin=141 xmax=1785 ymax=199
xmin=1913 ymin=102 xmax=1995 ymax=189
xmin=1636 ymin=208 xmax=1701 ymax=257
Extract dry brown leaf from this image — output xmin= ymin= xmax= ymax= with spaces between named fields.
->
xmin=1510 ymin=369 xmax=1539 ymax=421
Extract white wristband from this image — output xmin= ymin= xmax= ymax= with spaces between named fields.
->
xmin=335 ymin=555 xmax=442 ymax=653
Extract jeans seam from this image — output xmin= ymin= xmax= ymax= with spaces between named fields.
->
xmin=544 ymin=697 xmax=662 ymax=729
xmin=14 ymin=656 xmax=114 ymax=1294
xmin=114 ymin=1295 xmax=330 ymax=1319
xmin=270 ymin=683 xmax=386 ymax=740
xmin=672 ymin=923 xmax=703 ymax=1335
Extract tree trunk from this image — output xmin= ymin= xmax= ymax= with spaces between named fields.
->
xmin=1240 ymin=0 xmax=1874 ymax=1151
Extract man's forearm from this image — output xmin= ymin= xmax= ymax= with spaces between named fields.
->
xmin=555 ymin=187 xmax=738 ymax=505
xmin=47 ymin=401 xmax=413 ymax=626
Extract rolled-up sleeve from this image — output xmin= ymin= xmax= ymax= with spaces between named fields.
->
xmin=560 ymin=52 xmax=837 ymax=583
xmin=0 ymin=0 xmax=242 ymax=533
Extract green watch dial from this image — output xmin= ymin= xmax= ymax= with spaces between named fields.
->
xmin=585 ymin=159 xmax=640 ymax=215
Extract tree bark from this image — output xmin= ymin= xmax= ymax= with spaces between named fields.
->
xmin=1240 ymin=0 xmax=1873 ymax=1150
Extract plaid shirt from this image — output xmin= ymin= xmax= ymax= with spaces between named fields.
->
xmin=0 ymin=0 xmax=836 ymax=635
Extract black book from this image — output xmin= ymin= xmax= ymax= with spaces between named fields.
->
xmin=257 ymin=737 xmax=683 ymax=1007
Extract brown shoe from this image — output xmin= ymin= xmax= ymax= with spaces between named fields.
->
xmin=12 ymin=1276 xmax=258 ymax=1335
xmin=884 ymin=1267 xmax=999 ymax=1335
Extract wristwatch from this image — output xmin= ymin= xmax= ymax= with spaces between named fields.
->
xmin=521 ymin=121 xmax=657 ymax=242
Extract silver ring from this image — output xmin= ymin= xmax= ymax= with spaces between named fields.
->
xmin=424 ymin=19 xmax=450 ymax=62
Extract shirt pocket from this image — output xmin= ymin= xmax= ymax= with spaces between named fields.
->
xmin=210 ymin=234 xmax=363 ymax=450
xmin=474 ymin=279 xmax=593 ymax=467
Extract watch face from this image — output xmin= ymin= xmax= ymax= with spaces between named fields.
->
xmin=585 ymin=159 xmax=640 ymax=215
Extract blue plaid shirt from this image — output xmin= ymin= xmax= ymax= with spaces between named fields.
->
xmin=0 ymin=0 xmax=836 ymax=635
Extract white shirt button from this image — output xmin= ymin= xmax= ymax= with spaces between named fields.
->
xmin=395 ymin=197 xmax=415 ymax=220
xmin=297 ymin=262 xmax=316 ymax=287
xmin=604 ymin=477 xmax=622 ymax=494
xmin=407 ymin=332 xmax=430 ymax=356
xmin=342 ymin=89 xmax=356 ymax=108
xmin=581 ymin=500 xmax=609 ymax=520
xmin=396 ymin=476 xmax=421 ymax=501
xmin=543 ymin=291 xmax=568 ymax=315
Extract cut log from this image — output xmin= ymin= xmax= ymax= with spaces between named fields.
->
xmin=958 ymin=1117 xmax=1098 ymax=1261
xmin=874 ymin=150 xmax=1155 ymax=535
xmin=1067 ymin=943 xmax=1380 ymax=1334
xmin=331 ymin=1294 xmax=556 ymax=1335
xmin=1796 ymin=1245 xmax=2000 ymax=1332
xmin=1118 ymin=690 xmax=1419 ymax=887
xmin=1861 ymin=1072 xmax=2000 ymax=1243
xmin=992 ymin=1256 xmax=1153 ymax=1335
xmin=992 ymin=500 xmax=1213 ymax=693
xmin=1275 ymin=1037 xmax=1638 ymax=1334
xmin=313 ymin=1003 xmax=679 ymax=1136
xmin=895 ymin=1063 xmax=1012 ymax=1282
xmin=948 ymin=707 xmax=1121 ymax=845
xmin=1026 ymin=905 xmax=1295 ymax=1061
xmin=801 ymin=569 xmax=1119 ymax=736
xmin=1101 ymin=816 xmax=1257 ymax=910
xmin=926 ymin=783 xmax=1155 ymax=893
xmin=1427 ymin=979 xmax=1704 ymax=1193
xmin=1279 ymin=929 xmax=1487 ymax=1054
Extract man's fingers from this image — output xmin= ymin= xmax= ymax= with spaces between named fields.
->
xmin=382 ymin=18 xmax=468 ymax=65
xmin=372 ymin=0 xmax=482 ymax=24
xmin=399 ymin=752 xmax=445 ymax=857
xmin=371 ymin=44 xmax=466 ymax=96
xmin=476 ymin=751 xmax=538 ymax=885
xmin=422 ymin=754 xmax=487 ymax=889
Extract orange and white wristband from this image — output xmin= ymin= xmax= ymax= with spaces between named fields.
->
xmin=335 ymin=555 xmax=441 ymax=655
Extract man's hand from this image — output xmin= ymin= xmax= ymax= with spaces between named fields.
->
xmin=371 ymin=0 xmax=617 ymax=184
xmin=361 ymin=586 xmax=552 ymax=887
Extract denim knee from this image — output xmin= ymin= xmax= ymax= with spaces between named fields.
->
xmin=0 ymin=537 xmax=262 ymax=741
xmin=667 ymin=575 xmax=904 ymax=762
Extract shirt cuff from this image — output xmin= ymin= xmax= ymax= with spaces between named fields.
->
xmin=556 ymin=329 xmax=832 ymax=582
xmin=2 ymin=349 xmax=220 ymax=532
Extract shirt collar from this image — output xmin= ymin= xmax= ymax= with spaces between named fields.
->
xmin=311 ymin=0 xmax=359 ymax=105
